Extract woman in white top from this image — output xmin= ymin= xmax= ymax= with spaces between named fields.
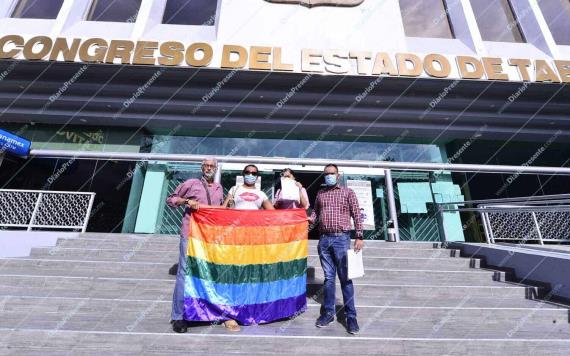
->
xmin=222 ymin=164 xmax=275 ymax=210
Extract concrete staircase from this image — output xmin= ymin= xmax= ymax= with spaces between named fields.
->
xmin=0 ymin=234 xmax=569 ymax=355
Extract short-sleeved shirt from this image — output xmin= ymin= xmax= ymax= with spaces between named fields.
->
xmin=230 ymin=185 xmax=269 ymax=210
xmin=166 ymin=177 xmax=223 ymax=237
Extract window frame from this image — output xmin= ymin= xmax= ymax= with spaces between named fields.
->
xmin=161 ymin=0 xmax=219 ymax=26
xmin=470 ymin=0 xmax=526 ymax=43
xmin=11 ymin=0 xmax=64 ymax=19
xmin=85 ymin=0 xmax=142 ymax=23
xmin=537 ymin=0 xmax=570 ymax=46
xmin=399 ymin=0 xmax=456 ymax=40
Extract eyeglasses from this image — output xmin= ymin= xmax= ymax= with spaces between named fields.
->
xmin=244 ymin=171 xmax=258 ymax=176
xmin=202 ymin=164 xmax=216 ymax=169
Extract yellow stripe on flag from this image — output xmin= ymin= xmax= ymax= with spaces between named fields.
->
xmin=187 ymin=237 xmax=308 ymax=265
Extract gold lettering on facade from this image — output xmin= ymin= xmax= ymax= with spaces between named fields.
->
xmin=554 ymin=60 xmax=570 ymax=84
xmin=371 ymin=53 xmax=398 ymax=76
xmin=250 ymin=46 xmax=272 ymax=70
xmin=0 ymin=35 xmax=24 ymax=59
xmin=1 ymin=35 xmax=569 ymax=84
xmin=535 ymin=60 xmax=561 ymax=83
xmin=49 ymin=38 xmax=81 ymax=62
xmin=273 ymin=47 xmax=294 ymax=71
xmin=301 ymin=49 xmax=324 ymax=73
xmin=508 ymin=58 xmax=532 ymax=81
xmin=482 ymin=57 xmax=508 ymax=81
xmin=456 ymin=56 xmax=484 ymax=79
xmin=349 ymin=51 xmax=372 ymax=75
xmin=186 ymin=42 xmax=213 ymax=67
xmin=221 ymin=45 xmax=248 ymax=68
xmin=105 ymin=40 xmax=135 ymax=64
xmin=424 ymin=54 xmax=451 ymax=78
xmin=132 ymin=41 xmax=158 ymax=65
xmin=22 ymin=36 xmax=52 ymax=60
xmin=323 ymin=50 xmax=349 ymax=74
xmin=158 ymin=41 xmax=184 ymax=66
xmin=78 ymin=38 xmax=108 ymax=63
xmin=396 ymin=53 xmax=423 ymax=77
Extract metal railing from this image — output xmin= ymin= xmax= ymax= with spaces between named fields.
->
xmin=437 ymin=194 xmax=570 ymax=245
xmin=27 ymin=150 xmax=570 ymax=242
xmin=0 ymin=189 xmax=96 ymax=232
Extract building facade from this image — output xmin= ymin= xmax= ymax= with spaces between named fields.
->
xmin=0 ymin=0 xmax=569 ymax=241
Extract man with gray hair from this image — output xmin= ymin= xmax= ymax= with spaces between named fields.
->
xmin=166 ymin=157 xmax=224 ymax=333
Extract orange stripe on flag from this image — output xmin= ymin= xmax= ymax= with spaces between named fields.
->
xmin=190 ymin=220 xmax=308 ymax=245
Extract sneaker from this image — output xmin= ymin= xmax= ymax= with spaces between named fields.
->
xmin=172 ymin=320 xmax=188 ymax=333
xmin=346 ymin=317 xmax=360 ymax=335
xmin=315 ymin=314 xmax=334 ymax=328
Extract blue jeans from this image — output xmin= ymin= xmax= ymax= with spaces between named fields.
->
xmin=171 ymin=236 xmax=188 ymax=321
xmin=317 ymin=233 xmax=357 ymax=319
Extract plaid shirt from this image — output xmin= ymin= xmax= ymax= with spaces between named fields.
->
xmin=310 ymin=185 xmax=363 ymax=239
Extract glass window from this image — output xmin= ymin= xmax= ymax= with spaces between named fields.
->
xmin=538 ymin=0 xmax=570 ymax=46
xmin=86 ymin=0 xmax=142 ymax=22
xmin=11 ymin=0 xmax=64 ymax=19
xmin=151 ymin=136 xmax=444 ymax=163
xmin=163 ymin=0 xmax=218 ymax=26
xmin=399 ymin=0 xmax=455 ymax=39
xmin=470 ymin=0 xmax=525 ymax=42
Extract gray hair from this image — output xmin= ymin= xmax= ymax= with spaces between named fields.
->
xmin=202 ymin=157 xmax=218 ymax=167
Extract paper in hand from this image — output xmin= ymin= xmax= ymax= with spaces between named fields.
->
xmin=280 ymin=178 xmax=301 ymax=202
xmin=347 ymin=249 xmax=365 ymax=279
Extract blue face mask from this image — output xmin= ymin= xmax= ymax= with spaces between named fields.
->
xmin=324 ymin=174 xmax=337 ymax=186
xmin=244 ymin=174 xmax=257 ymax=185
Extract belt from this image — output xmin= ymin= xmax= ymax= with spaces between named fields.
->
xmin=322 ymin=232 xmax=348 ymax=236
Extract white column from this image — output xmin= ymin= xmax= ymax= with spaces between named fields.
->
xmin=456 ymin=0 xmax=487 ymax=56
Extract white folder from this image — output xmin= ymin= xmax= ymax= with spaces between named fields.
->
xmin=347 ymin=249 xmax=365 ymax=280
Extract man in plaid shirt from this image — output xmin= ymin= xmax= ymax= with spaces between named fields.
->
xmin=309 ymin=163 xmax=364 ymax=335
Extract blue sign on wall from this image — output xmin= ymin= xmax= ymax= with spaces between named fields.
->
xmin=0 ymin=129 xmax=31 ymax=157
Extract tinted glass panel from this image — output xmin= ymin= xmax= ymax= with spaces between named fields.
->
xmin=163 ymin=0 xmax=217 ymax=25
xmin=470 ymin=0 xmax=525 ymax=42
xmin=87 ymin=0 xmax=141 ymax=22
xmin=11 ymin=0 xmax=64 ymax=19
xmin=538 ymin=0 xmax=570 ymax=45
xmin=399 ymin=0 xmax=454 ymax=39
xmin=151 ymin=136 xmax=444 ymax=163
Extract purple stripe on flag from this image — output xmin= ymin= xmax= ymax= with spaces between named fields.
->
xmin=184 ymin=293 xmax=307 ymax=325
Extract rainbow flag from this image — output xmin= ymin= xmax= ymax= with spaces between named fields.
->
xmin=184 ymin=208 xmax=308 ymax=325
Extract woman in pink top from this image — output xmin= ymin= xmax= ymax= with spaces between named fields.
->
xmin=273 ymin=168 xmax=310 ymax=209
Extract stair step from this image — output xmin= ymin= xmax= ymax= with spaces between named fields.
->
xmin=28 ymin=247 xmax=462 ymax=261
xmin=1 ymin=297 xmax=568 ymax=338
xmin=52 ymin=237 xmax=440 ymax=250
xmin=0 ymin=258 xmax=505 ymax=285
xmin=3 ymin=329 xmax=570 ymax=355
xmin=0 ymin=275 xmax=545 ymax=306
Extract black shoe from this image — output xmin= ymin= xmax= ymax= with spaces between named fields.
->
xmin=168 ymin=263 xmax=179 ymax=276
xmin=346 ymin=317 xmax=360 ymax=335
xmin=315 ymin=314 xmax=334 ymax=328
xmin=172 ymin=320 xmax=188 ymax=333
